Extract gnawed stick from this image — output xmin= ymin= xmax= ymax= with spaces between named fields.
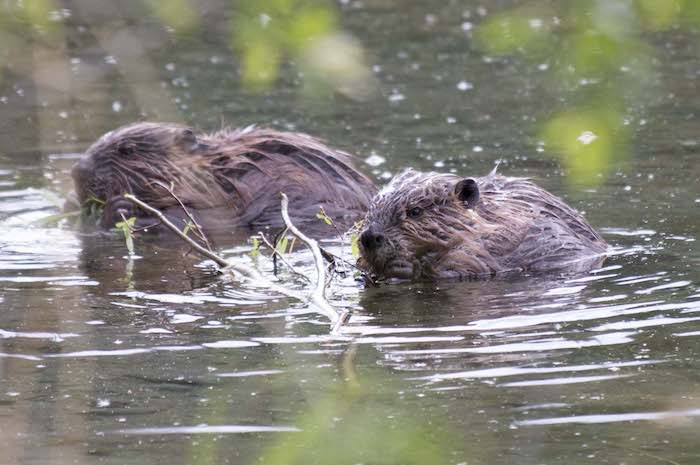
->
xmin=280 ymin=193 xmax=351 ymax=333
xmin=123 ymin=193 xmax=348 ymax=332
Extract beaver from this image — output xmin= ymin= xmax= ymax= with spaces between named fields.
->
xmin=357 ymin=168 xmax=607 ymax=281
xmin=70 ymin=122 xmax=377 ymax=234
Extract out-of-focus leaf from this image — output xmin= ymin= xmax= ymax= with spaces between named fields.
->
xmin=258 ymin=380 xmax=457 ymax=465
xmin=286 ymin=6 xmax=336 ymax=50
xmin=541 ymin=106 xmax=627 ymax=185
xmin=300 ymin=33 xmax=376 ymax=100
xmin=230 ymin=0 xmax=373 ymax=97
xmin=240 ymin=38 xmax=281 ymax=89
xmin=18 ymin=0 xmax=54 ymax=34
xmin=474 ymin=7 xmax=554 ymax=56
xmin=636 ymin=0 xmax=682 ymax=30
xmin=682 ymin=0 xmax=700 ymax=26
xmin=147 ymin=0 xmax=198 ymax=32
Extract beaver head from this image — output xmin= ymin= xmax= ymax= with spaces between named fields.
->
xmin=70 ymin=122 xmax=223 ymax=228
xmin=71 ymin=122 xmax=204 ymax=206
xmin=357 ymin=168 xmax=495 ymax=281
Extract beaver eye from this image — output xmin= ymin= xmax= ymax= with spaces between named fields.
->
xmin=408 ymin=206 xmax=423 ymax=218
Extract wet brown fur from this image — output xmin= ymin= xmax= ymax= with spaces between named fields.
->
xmin=358 ymin=169 xmax=607 ymax=280
xmin=72 ymin=122 xmax=377 ymax=232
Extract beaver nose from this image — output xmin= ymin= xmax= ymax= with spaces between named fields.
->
xmin=360 ymin=229 xmax=385 ymax=250
xmin=71 ymin=156 xmax=94 ymax=182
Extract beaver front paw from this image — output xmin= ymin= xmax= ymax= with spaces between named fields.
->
xmin=103 ymin=196 xmax=137 ymax=228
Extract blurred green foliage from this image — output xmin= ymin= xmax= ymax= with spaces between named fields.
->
xmin=231 ymin=0 xmax=374 ymax=99
xmin=475 ymin=0 xmax=699 ymax=185
xmin=0 ymin=0 xmax=373 ymax=102
xmin=0 ymin=0 xmax=62 ymax=79
xmin=257 ymin=374 xmax=457 ymax=465
xmin=147 ymin=0 xmax=199 ymax=33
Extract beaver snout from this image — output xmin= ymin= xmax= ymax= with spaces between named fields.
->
xmin=359 ymin=227 xmax=385 ymax=250
xmin=72 ymin=156 xmax=94 ymax=179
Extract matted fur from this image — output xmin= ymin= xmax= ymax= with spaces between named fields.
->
xmin=72 ymin=122 xmax=377 ymax=231
xmin=357 ymin=168 xmax=607 ymax=280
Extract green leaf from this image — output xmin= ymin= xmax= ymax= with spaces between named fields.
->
xmin=125 ymin=231 xmax=135 ymax=255
xmin=350 ymin=233 xmax=359 ymax=258
xmin=277 ymin=236 xmax=289 ymax=255
xmin=183 ymin=220 xmax=193 ymax=236
xmin=250 ymin=236 xmax=260 ymax=258
xmin=316 ymin=212 xmax=333 ymax=225
xmin=115 ymin=218 xmax=136 ymax=255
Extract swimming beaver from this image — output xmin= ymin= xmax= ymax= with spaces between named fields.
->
xmin=71 ymin=122 xmax=377 ymax=234
xmin=358 ymin=168 xmax=607 ymax=281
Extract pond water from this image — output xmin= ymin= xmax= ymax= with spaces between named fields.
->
xmin=1 ymin=1 xmax=699 ymax=464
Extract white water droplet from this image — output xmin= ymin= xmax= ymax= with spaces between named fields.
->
xmin=577 ymin=131 xmax=597 ymax=145
xmin=456 ymin=80 xmax=473 ymax=91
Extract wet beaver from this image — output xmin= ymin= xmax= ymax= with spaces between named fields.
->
xmin=358 ymin=168 xmax=607 ymax=281
xmin=71 ymin=122 xmax=377 ymax=234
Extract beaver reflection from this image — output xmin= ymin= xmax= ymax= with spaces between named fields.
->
xmin=70 ymin=122 xmax=377 ymax=235
xmin=358 ymin=168 xmax=607 ymax=281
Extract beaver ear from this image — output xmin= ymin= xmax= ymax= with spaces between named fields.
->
xmin=454 ymin=178 xmax=480 ymax=209
xmin=175 ymin=129 xmax=199 ymax=153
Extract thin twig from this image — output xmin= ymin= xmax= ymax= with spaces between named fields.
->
xmin=152 ymin=180 xmax=213 ymax=252
xmin=257 ymin=231 xmax=311 ymax=284
xmin=125 ymin=194 xmax=228 ymax=267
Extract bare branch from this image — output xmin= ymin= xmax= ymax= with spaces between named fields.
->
xmin=280 ymin=193 xmax=351 ymax=333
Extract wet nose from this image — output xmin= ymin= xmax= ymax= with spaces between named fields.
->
xmin=360 ymin=228 xmax=385 ymax=250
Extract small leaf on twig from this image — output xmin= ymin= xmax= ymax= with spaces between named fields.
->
xmin=350 ymin=233 xmax=360 ymax=258
xmin=183 ymin=220 xmax=193 ymax=236
xmin=114 ymin=216 xmax=136 ymax=255
xmin=316 ymin=212 xmax=333 ymax=225
xmin=250 ymin=236 xmax=260 ymax=258
xmin=277 ymin=236 xmax=289 ymax=255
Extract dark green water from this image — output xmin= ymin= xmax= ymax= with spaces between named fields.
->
xmin=0 ymin=1 xmax=699 ymax=464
